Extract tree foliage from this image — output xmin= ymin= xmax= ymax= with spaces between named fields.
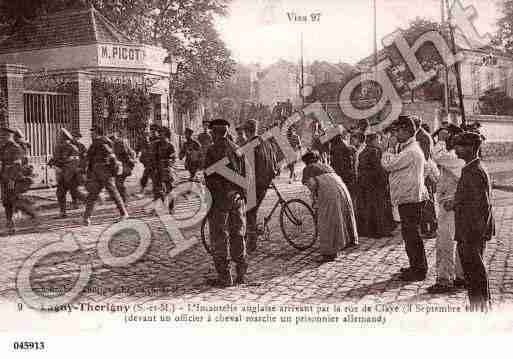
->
xmin=385 ymin=17 xmax=448 ymax=99
xmin=0 ymin=0 xmax=236 ymax=113
xmin=495 ymin=0 xmax=513 ymax=54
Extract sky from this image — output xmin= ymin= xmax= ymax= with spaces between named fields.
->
xmin=216 ymin=0 xmax=500 ymax=66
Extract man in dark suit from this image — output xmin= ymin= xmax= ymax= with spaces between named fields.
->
xmin=448 ymin=132 xmax=494 ymax=312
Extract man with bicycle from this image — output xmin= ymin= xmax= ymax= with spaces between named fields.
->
xmin=204 ymin=118 xmax=247 ymax=288
xmin=243 ymin=119 xmax=280 ymax=254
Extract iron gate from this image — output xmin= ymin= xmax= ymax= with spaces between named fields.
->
xmin=24 ymin=91 xmax=73 ymax=188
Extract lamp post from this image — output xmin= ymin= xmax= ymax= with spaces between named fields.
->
xmin=164 ymin=53 xmax=183 ymax=147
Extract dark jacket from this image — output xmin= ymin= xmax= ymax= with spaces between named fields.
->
xmin=329 ymin=135 xmax=356 ymax=187
xmin=205 ymin=137 xmax=245 ymax=210
xmin=357 ymin=144 xmax=386 ymax=190
xmin=249 ymin=135 xmax=279 ymax=192
xmin=454 ymin=159 xmax=495 ymax=243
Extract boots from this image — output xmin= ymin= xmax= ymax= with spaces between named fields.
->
xmin=235 ymin=262 xmax=248 ymax=285
xmin=6 ymin=219 xmax=16 ymax=235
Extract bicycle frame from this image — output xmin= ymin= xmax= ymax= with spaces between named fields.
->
xmin=262 ymin=183 xmax=286 ymax=226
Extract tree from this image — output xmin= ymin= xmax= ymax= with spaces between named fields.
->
xmin=495 ymin=0 xmax=513 ymax=54
xmin=385 ymin=17 xmax=448 ymax=101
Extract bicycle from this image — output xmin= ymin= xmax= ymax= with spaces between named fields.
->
xmin=200 ymin=182 xmax=317 ymax=254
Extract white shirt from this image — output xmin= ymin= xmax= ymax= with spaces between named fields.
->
xmin=354 ymin=143 xmax=366 ymax=177
xmin=432 ymin=140 xmax=465 ymax=203
xmin=381 ymin=137 xmax=429 ymax=205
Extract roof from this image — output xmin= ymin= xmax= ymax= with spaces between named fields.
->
xmin=357 ymin=30 xmax=512 ymax=68
xmin=0 ymin=6 xmax=133 ymax=54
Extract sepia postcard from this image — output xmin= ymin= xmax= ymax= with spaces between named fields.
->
xmin=0 ymin=0 xmax=512 ymax=356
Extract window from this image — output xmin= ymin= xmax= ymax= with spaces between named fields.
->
xmin=486 ymin=70 xmax=495 ymax=91
xmin=471 ymin=64 xmax=480 ymax=95
xmin=500 ymin=67 xmax=508 ymax=91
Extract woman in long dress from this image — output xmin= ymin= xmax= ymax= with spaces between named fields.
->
xmin=301 ymin=151 xmax=358 ymax=263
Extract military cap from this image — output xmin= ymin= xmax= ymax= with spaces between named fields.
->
xmin=185 ymin=127 xmax=194 ymax=134
xmin=453 ymin=132 xmax=482 ymax=147
xmin=395 ymin=115 xmax=416 ymax=132
xmin=202 ymin=120 xmax=211 ymax=126
xmin=72 ymin=131 xmax=82 ymax=138
xmin=61 ymin=128 xmax=73 ymax=141
xmin=209 ymin=118 xmax=230 ymax=129
xmin=150 ymin=124 xmax=160 ymax=131
xmin=301 ymin=150 xmax=320 ymax=164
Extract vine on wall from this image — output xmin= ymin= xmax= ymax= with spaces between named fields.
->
xmin=91 ymin=79 xmax=151 ymax=133
xmin=0 ymin=85 xmax=7 ymax=128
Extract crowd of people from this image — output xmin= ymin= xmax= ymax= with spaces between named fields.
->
xmin=302 ymin=115 xmax=493 ymax=312
xmin=0 ymin=112 xmax=494 ymax=311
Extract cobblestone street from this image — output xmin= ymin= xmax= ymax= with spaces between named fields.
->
xmin=1 ymin=162 xmax=513 ymax=310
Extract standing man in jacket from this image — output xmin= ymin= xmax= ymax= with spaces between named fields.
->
xmin=382 ymin=115 xmax=429 ymax=282
xmin=449 ymin=132 xmax=494 ymax=311
xmin=204 ymin=118 xmax=247 ymax=287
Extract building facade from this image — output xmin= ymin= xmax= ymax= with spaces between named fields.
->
xmin=0 ymin=7 xmax=173 ymax=187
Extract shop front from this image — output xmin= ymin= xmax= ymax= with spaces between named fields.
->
xmin=0 ymin=7 xmax=175 ymax=187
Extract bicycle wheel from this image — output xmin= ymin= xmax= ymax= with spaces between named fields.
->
xmin=280 ymin=199 xmax=317 ymax=250
xmin=200 ymin=215 xmax=212 ymax=254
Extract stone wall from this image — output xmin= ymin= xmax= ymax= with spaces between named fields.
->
xmin=481 ymin=142 xmax=513 ymax=159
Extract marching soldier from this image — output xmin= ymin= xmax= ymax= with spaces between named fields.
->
xmin=151 ymin=126 xmax=176 ymax=212
xmin=0 ymin=128 xmax=37 ymax=234
xmin=197 ymin=120 xmax=213 ymax=168
xmin=137 ymin=124 xmax=160 ymax=195
xmin=179 ymin=128 xmax=202 ymax=181
xmin=12 ymin=128 xmax=31 ymax=163
xmin=110 ymin=129 xmax=136 ymax=204
xmin=204 ymin=118 xmax=247 ymax=287
xmin=83 ymin=127 xmax=129 ymax=225
xmin=71 ymin=131 xmax=88 ymax=208
xmin=49 ymin=128 xmax=86 ymax=218
xmin=448 ymin=132 xmax=495 ymax=312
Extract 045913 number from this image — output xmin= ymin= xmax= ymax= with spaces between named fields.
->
xmin=13 ymin=341 xmax=45 ymax=350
